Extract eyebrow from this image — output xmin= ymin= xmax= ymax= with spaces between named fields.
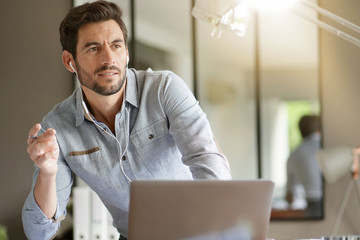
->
xmin=83 ymin=39 xmax=124 ymax=49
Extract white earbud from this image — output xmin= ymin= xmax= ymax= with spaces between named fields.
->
xmin=69 ymin=62 xmax=76 ymax=74
xmin=82 ymin=100 xmax=90 ymax=115
xmin=126 ymin=56 xmax=129 ymax=66
xmin=70 ymin=61 xmax=88 ymax=114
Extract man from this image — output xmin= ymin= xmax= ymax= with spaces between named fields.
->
xmin=286 ymin=115 xmax=323 ymax=217
xmin=22 ymin=1 xmax=231 ymax=239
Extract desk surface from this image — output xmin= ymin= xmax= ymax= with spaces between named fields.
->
xmin=270 ymin=209 xmax=306 ymax=219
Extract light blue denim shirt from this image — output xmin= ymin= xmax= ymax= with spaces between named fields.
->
xmin=22 ymin=68 xmax=231 ymax=239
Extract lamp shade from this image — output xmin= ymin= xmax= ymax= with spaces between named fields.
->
xmin=191 ymin=0 xmax=250 ymax=36
xmin=316 ymin=146 xmax=353 ymax=183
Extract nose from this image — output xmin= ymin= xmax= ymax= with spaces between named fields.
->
xmin=101 ymin=46 xmax=115 ymax=66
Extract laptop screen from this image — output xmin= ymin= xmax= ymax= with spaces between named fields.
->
xmin=128 ymin=180 xmax=274 ymax=240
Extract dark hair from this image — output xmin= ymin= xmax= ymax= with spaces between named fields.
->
xmin=299 ymin=115 xmax=320 ymax=138
xmin=59 ymin=0 xmax=128 ymax=59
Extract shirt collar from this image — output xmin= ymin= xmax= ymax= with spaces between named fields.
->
xmin=125 ymin=68 xmax=139 ymax=108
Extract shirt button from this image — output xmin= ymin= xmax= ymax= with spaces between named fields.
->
xmin=122 ymin=156 xmax=126 ymax=161
xmin=148 ymin=134 xmax=154 ymax=139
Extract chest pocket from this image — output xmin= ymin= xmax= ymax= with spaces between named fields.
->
xmin=67 ymin=147 xmax=112 ymax=191
xmin=130 ymin=119 xmax=171 ymax=160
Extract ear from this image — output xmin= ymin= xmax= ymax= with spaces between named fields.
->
xmin=62 ymin=50 xmax=76 ymax=73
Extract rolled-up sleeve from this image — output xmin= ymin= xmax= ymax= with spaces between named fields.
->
xmin=22 ymin=155 xmax=73 ymax=240
xmin=161 ymin=72 xmax=232 ymax=180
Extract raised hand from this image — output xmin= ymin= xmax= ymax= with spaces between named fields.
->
xmin=27 ymin=123 xmax=59 ymax=177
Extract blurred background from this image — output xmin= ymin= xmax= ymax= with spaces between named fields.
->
xmin=1 ymin=0 xmax=360 ymax=239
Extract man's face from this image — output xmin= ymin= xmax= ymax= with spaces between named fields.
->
xmin=75 ymin=20 xmax=128 ymax=96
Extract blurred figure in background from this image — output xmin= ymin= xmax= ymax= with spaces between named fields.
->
xmin=286 ymin=115 xmax=323 ymax=217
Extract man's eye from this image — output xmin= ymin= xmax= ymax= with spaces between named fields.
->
xmin=113 ymin=44 xmax=121 ymax=49
xmin=88 ymin=47 xmax=98 ymax=52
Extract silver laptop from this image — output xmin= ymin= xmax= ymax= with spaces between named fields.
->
xmin=128 ymin=180 xmax=274 ymax=240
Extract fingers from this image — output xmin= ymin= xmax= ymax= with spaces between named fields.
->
xmin=36 ymin=128 xmax=57 ymax=143
xmin=28 ymin=125 xmax=56 ymax=144
xmin=35 ymin=148 xmax=59 ymax=169
xmin=27 ymin=123 xmax=42 ymax=145
xmin=26 ymin=124 xmax=59 ymax=177
xmin=32 ymin=148 xmax=59 ymax=177
xmin=28 ymin=139 xmax=58 ymax=161
xmin=27 ymin=124 xmax=58 ymax=161
xmin=28 ymin=123 xmax=42 ymax=137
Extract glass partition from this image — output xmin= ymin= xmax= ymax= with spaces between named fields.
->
xmin=134 ymin=0 xmax=193 ymax=89
xmin=195 ymin=12 xmax=258 ymax=180
xmin=257 ymin=5 xmax=322 ymax=219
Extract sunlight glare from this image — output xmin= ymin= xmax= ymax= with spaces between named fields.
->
xmin=248 ymin=0 xmax=299 ymax=12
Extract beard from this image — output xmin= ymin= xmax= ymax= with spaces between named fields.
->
xmin=75 ymin=61 xmax=126 ymax=96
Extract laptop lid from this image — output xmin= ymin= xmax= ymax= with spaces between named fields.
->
xmin=128 ymin=180 xmax=274 ymax=240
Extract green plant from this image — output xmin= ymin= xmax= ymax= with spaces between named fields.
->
xmin=0 ymin=224 xmax=8 ymax=240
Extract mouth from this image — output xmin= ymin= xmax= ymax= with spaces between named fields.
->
xmin=97 ymin=72 xmax=119 ymax=77
xmin=95 ymin=65 xmax=122 ymax=79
